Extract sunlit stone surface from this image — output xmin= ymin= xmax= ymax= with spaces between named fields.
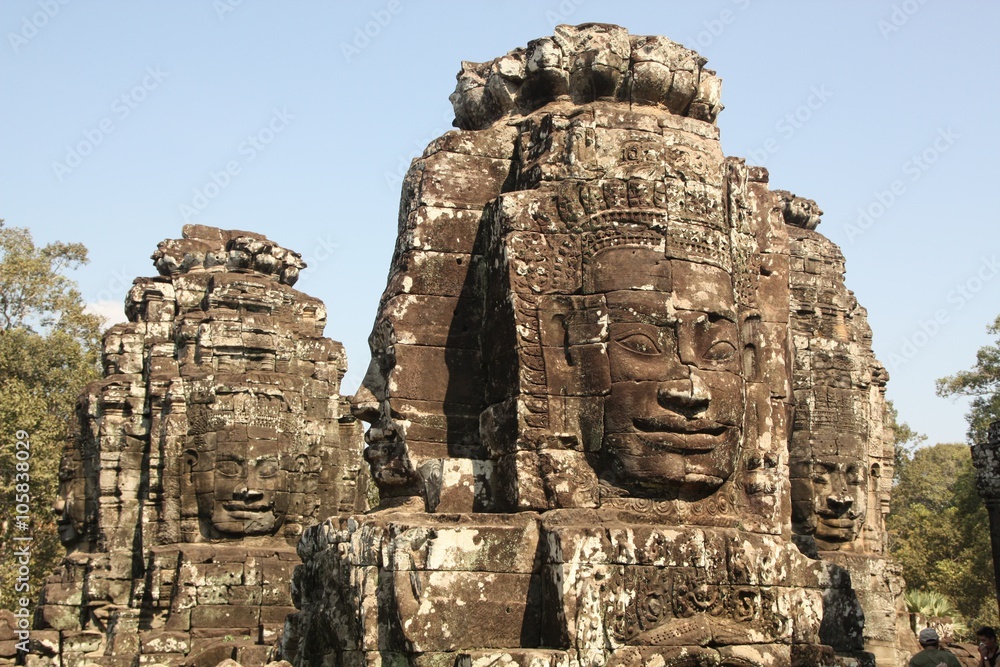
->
xmin=32 ymin=226 xmax=366 ymax=666
xmin=288 ymin=24 xmax=909 ymax=667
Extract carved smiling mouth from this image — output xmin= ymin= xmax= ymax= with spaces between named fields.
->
xmin=816 ymin=518 xmax=858 ymax=542
xmin=632 ymin=416 xmax=729 ymax=452
xmin=817 ymin=516 xmax=856 ymax=528
xmin=222 ymin=502 xmax=273 ymax=515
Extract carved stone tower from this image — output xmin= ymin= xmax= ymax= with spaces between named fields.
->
xmin=287 ymin=24 xmax=908 ymax=667
xmin=35 ymin=226 xmax=367 ymax=666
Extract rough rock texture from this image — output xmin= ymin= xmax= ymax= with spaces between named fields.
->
xmin=785 ymin=214 xmax=907 ymax=665
xmin=972 ymin=421 xmax=1000 ymax=618
xmin=32 ymin=226 xmax=367 ymax=666
xmin=289 ymin=24 xmax=908 ymax=667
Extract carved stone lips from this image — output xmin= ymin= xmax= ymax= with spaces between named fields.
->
xmin=632 ymin=416 xmax=728 ymax=452
xmin=818 ymin=516 xmax=856 ymax=527
xmin=223 ymin=501 xmax=273 ymax=513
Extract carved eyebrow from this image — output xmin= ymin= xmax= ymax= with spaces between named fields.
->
xmin=607 ymin=306 xmax=677 ymax=327
xmin=613 ymin=328 xmax=663 ymax=355
xmin=682 ymin=310 xmax=736 ymax=324
xmin=706 ymin=311 xmax=736 ymax=324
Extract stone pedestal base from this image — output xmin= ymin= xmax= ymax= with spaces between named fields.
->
xmin=286 ymin=512 xmax=876 ymax=667
xmin=33 ymin=545 xmax=299 ymax=666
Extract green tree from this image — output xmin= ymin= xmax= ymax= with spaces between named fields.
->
xmin=886 ymin=399 xmax=926 ymax=482
xmin=0 ymin=221 xmax=102 ymax=611
xmin=936 ymin=314 xmax=1000 ymax=445
xmin=888 ymin=443 xmax=998 ymax=633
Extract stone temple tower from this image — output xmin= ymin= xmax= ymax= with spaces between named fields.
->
xmin=288 ymin=24 xmax=910 ymax=667
xmin=34 ymin=226 xmax=367 ymax=666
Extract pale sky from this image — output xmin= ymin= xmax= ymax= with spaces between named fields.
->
xmin=3 ymin=1 xmax=998 ymax=447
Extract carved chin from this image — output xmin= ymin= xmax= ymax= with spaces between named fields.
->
xmin=56 ymin=520 xmax=80 ymax=545
xmin=815 ymin=518 xmax=861 ymax=543
xmin=605 ymin=433 xmax=737 ymax=497
xmin=212 ymin=509 xmax=279 ymax=536
xmin=364 ymin=441 xmax=416 ymax=488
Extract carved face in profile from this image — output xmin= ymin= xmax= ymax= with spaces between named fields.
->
xmin=186 ymin=438 xmax=295 ymax=537
xmin=53 ymin=447 xmax=86 ymax=546
xmin=791 ymin=456 xmax=868 ymax=549
xmin=593 ymin=246 xmax=748 ymax=499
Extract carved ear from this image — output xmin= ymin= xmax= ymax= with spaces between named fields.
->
xmin=183 ymin=449 xmax=199 ymax=472
xmin=740 ymin=312 xmax=762 ymax=382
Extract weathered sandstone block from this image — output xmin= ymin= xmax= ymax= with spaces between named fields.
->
xmin=36 ymin=227 xmax=367 ymax=666
xmin=289 ymin=23 xmax=907 ymax=667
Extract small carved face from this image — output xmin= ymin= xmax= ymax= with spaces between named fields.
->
xmin=597 ymin=250 xmax=747 ymax=499
xmin=791 ymin=457 xmax=868 ymax=548
xmin=187 ymin=440 xmax=293 ymax=537
xmin=354 ymin=324 xmax=422 ymax=499
xmin=363 ymin=435 xmax=415 ymax=490
xmin=52 ymin=448 xmax=86 ymax=546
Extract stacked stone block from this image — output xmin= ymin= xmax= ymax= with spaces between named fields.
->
xmin=32 ymin=226 xmax=366 ymax=666
xmin=293 ymin=23 xmax=911 ymax=667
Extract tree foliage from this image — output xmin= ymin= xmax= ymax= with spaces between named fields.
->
xmin=936 ymin=315 xmax=1000 ymax=445
xmin=0 ymin=222 xmax=102 ymax=611
xmin=887 ymin=443 xmax=998 ymax=633
xmin=886 ymin=400 xmax=926 ymax=482
xmin=904 ymin=589 xmax=960 ymax=618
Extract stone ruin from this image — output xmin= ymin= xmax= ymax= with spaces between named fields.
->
xmin=29 ymin=226 xmax=367 ymax=666
xmin=22 ymin=23 xmax=919 ymax=667
xmin=287 ymin=24 xmax=910 ymax=667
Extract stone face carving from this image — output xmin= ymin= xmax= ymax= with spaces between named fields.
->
xmin=785 ymin=217 xmax=889 ymax=558
xmin=185 ymin=413 xmax=298 ymax=537
xmin=287 ymin=23 xmax=909 ymax=667
xmin=780 ymin=208 xmax=908 ymax=662
xmin=182 ymin=383 xmax=314 ymax=539
xmin=598 ymin=260 xmax=745 ymax=498
xmin=33 ymin=226 xmax=366 ymax=667
xmin=52 ymin=435 xmax=89 ymax=547
xmin=791 ymin=455 xmax=868 ymax=549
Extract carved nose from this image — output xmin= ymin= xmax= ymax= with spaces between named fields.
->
xmin=352 ymin=384 xmax=381 ymax=423
xmin=363 ymin=446 xmax=378 ymax=464
xmin=657 ymin=373 xmax=711 ymax=414
xmin=827 ymin=493 xmax=853 ymax=515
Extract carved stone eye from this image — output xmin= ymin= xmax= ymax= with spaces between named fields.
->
xmin=705 ymin=340 xmax=736 ymax=361
xmin=846 ymin=466 xmax=864 ymax=485
xmin=216 ymin=460 xmax=243 ymax=478
xmin=256 ymin=459 xmax=280 ymax=479
xmin=615 ymin=332 xmax=660 ymax=355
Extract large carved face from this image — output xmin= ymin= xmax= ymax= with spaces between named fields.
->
xmin=594 ymin=247 xmax=747 ymax=500
xmin=186 ymin=438 xmax=293 ymax=536
xmin=791 ymin=456 xmax=868 ymax=549
xmin=53 ymin=447 xmax=86 ymax=546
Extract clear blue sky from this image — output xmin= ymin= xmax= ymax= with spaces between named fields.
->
xmin=3 ymin=1 xmax=997 ymax=447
